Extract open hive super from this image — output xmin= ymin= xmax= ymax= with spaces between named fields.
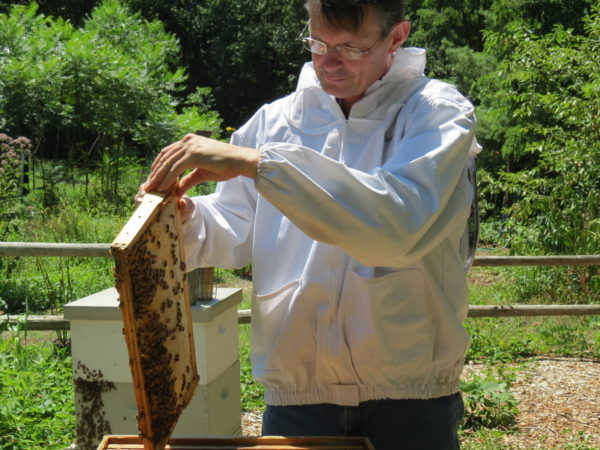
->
xmin=111 ymin=190 xmax=199 ymax=450
xmin=97 ymin=436 xmax=376 ymax=449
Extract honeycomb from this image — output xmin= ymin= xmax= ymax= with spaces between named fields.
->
xmin=112 ymin=190 xmax=199 ymax=450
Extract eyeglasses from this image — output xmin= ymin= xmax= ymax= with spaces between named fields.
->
xmin=299 ymin=22 xmax=381 ymax=61
xmin=301 ymin=37 xmax=379 ymax=61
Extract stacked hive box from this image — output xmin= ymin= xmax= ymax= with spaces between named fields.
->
xmin=64 ymin=285 xmax=242 ymax=450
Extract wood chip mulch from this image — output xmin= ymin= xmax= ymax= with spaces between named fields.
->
xmin=488 ymin=356 xmax=599 ymax=448
xmin=241 ymin=356 xmax=600 ymax=448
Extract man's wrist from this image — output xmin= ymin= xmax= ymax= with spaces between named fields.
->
xmin=238 ymin=147 xmax=259 ymax=179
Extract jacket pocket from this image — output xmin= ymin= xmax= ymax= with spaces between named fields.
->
xmin=251 ymin=279 xmax=318 ymax=380
xmin=340 ymin=269 xmax=434 ymax=382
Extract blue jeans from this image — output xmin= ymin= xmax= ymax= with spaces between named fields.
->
xmin=262 ymin=393 xmax=464 ymax=450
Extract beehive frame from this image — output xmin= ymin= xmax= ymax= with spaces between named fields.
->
xmin=111 ymin=190 xmax=199 ymax=450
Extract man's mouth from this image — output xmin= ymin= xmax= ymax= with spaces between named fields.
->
xmin=322 ymin=70 xmax=351 ymax=82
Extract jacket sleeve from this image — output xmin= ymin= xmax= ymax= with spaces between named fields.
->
xmin=181 ymin=114 xmax=263 ymax=271
xmin=255 ymin=94 xmax=477 ymax=267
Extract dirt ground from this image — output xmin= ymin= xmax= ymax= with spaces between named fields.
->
xmin=241 ymin=356 xmax=600 ymax=449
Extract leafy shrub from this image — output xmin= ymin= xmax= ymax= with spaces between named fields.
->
xmin=466 ymin=320 xmax=536 ymax=363
xmin=0 ymin=277 xmax=52 ymax=314
xmin=0 ymin=0 xmax=222 ymax=163
xmin=0 ymin=134 xmax=31 ymax=201
xmin=461 ymin=367 xmax=520 ymax=431
xmin=478 ymin=5 xmax=600 ymax=256
xmin=0 ymin=133 xmax=33 ymax=250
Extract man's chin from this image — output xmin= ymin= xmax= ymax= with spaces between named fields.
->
xmin=320 ymin=81 xmax=351 ymax=99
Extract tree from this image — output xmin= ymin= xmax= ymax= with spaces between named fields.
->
xmin=0 ymin=1 xmax=222 ymax=162
xmin=124 ymin=0 xmax=308 ymax=128
xmin=404 ymin=0 xmax=594 ymax=105
xmin=489 ymin=0 xmax=594 ymax=35
xmin=0 ymin=0 xmax=98 ymax=25
xmin=477 ymin=4 xmax=600 ymax=260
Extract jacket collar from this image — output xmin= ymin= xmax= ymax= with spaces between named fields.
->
xmin=295 ymin=47 xmax=427 ymax=93
xmin=285 ymin=47 xmax=427 ymax=131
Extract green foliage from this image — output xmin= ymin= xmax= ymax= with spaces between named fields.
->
xmin=406 ymin=0 xmax=594 ymax=106
xmin=0 ymin=134 xmax=31 ymax=202
xmin=509 ymin=265 xmax=600 ymax=305
xmin=0 ymin=0 xmax=97 ymax=26
xmin=466 ymin=320 xmax=536 ymax=363
xmin=405 ymin=0 xmax=513 ymax=103
xmin=0 ymin=134 xmax=33 ymax=258
xmin=124 ymin=0 xmax=307 ymax=127
xmin=0 ymin=160 xmax=126 ymax=314
xmin=477 ymin=5 xmax=600 ymax=266
xmin=239 ymin=325 xmax=265 ymax=412
xmin=466 ymin=312 xmax=600 ymax=361
xmin=0 ymin=330 xmax=75 ymax=449
xmin=488 ymin=0 xmax=595 ymax=35
xmin=0 ymin=0 xmax=222 ymax=162
xmin=406 ymin=0 xmax=492 ymax=52
xmin=461 ymin=367 xmax=519 ymax=431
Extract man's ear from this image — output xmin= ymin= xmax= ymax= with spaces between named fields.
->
xmin=390 ymin=20 xmax=411 ymax=52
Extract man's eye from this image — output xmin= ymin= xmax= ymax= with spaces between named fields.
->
xmin=340 ymin=47 xmax=364 ymax=59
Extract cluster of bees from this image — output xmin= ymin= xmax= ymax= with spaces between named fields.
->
xmin=73 ymin=361 xmax=116 ymax=450
xmin=119 ymin=206 xmax=195 ymax=446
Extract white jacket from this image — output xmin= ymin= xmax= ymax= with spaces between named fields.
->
xmin=183 ymin=48 xmax=480 ymax=406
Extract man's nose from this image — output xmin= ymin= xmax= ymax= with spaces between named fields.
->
xmin=322 ymin=48 xmax=343 ymax=66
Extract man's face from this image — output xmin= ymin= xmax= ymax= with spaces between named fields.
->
xmin=309 ymin=8 xmax=409 ymax=110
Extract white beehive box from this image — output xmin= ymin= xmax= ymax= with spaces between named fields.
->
xmin=65 ymin=287 xmax=242 ymax=449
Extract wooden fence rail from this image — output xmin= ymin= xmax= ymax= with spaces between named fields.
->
xmin=0 ymin=242 xmax=112 ymax=258
xmin=3 ymin=303 xmax=600 ymax=332
xmin=2 ymin=242 xmax=600 ymax=266
xmin=0 ymin=242 xmax=598 ymax=330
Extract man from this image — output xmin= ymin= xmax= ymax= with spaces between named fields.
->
xmin=144 ymin=0 xmax=480 ymax=448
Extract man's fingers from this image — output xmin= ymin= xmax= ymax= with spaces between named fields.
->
xmin=146 ymin=147 xmax=189 ymax=192
xmin=177 ymin=168 xmax=206 ymax=197
xmin=151 ymin=141 xmax=179 ymax=171
xmin=134 ymin=184 xmax=146 ymax=206
xmin=178 ymin=196 xmax=195 ymax=222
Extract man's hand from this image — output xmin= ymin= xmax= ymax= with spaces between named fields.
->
xmin=143 ymin=133 xmax=259 ymax=197
xmin=134 ymin=184 xmax=196 ymax=222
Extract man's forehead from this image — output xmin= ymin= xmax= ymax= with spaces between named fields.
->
xmin=309 ymin=7 xmax=382 ymax=40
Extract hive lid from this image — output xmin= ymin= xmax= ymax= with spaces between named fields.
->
xmin=111 ymin=189 xmax=199 ymax=450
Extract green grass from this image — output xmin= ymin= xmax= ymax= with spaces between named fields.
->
xmin=238 ymin=324 xmax=264 ymax=412
xmin=0 ymin=326 xmax=75 ymax=449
